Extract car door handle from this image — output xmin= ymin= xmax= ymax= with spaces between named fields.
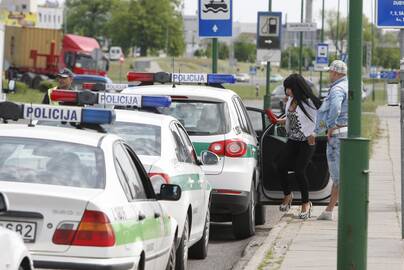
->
xmin=154 ymin=212 xmax=161 ymax=219
xmin=138 ymin=212 xmax=146 ymax=221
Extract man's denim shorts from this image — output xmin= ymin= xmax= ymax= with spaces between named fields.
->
xmin=326 ymin=132 xmax=347 ymax=185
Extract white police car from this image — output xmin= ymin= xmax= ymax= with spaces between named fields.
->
xmin=0 ymin=192 xmax=34 ymax=270
xmin=46 ymin=90 xmax=218 ymax=269
xmin=122 ymin=72 xmax=332 ymax=238
xmin=0 ymin=102 xmax=181 ymax=270
xmin=121 ymin=72 xmax=263 ymax=239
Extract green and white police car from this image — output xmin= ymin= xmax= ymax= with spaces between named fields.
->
xmin=0 ymin=102 xmax=180 ymax=270
xmin=122 ymin=72 xmax=332 ymax=238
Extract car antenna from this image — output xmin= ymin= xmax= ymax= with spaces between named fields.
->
xmin=28 ymin=103 xmax=35 ymax=127
xmin=172 ymin=56 xmax=176 ymax=88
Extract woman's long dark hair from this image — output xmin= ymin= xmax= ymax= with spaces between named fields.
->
xmin=283 ymin=74 xmax=321 ymax=121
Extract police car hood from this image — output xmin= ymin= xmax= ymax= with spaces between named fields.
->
xmin=0 ymin=181 xmax=103 ymax=253
xmin=137 ymin=155 xmax=160 ymax=173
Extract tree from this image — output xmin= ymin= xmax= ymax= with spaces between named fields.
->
xmin=65 ymin=0 xmax=115 ymax=37
xmin=281 ymin=47 xmax=315 ymax=70
xmin=325 ymin=10 xmax=348 ymax=56
xmin=234 ymin=36 xmax=256 ymax=63
xmin=205 ymin=42 xmax=229 ymax=59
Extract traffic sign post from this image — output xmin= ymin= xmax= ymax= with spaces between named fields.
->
xmin=199 ymin=0 xmax=233 ymax=73
xmin=377 ymin=0 xmax=404 ymax=28
xmin=257 ymin=10 xmax=282 ymax=109
xmin=314 ymin=43 xmax=329 ymax=72
xmin=199 ymin=0 xmax=233 ymax=37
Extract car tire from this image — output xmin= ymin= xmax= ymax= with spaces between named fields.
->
xmin=175 ymin=216 xmax=189 ymax=270
xmin=255 ymin=204 xmax=266 ymax=225
xmin=189 ymin=199 xmax=210 ymax=259
xmin=166 ymin=241 xmax=177 ymax=270
xmin=232 ymin=182 xmax=256 ymax=239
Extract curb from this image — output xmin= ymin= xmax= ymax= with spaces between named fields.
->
xmin=242 ymin=219 xmax=289 ymax=270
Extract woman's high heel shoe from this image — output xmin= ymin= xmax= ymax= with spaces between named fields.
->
xmin=279 ymin=194 xmax=293 ymax=212
xmin=299 ymin=201 xmax=312 ymax=219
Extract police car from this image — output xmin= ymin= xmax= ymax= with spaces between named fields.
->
xmin=120 ymin=72 xmax=262 ymax=239
xmin=0 ymin=102 xmax=181 ymax=270
xmin=46 ymin=90 xmax=218 ymax=269
xmin=0 ymin=192 xmax=34 ymax=270
xmin=122 ymin=72 xmax=332 ymax=238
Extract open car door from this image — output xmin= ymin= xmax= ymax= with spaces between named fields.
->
xmin=246 ymin=107 xmax=332 ymax=205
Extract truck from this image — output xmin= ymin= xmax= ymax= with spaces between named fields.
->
xmin=4 ymin=26 xmax=109 ymax=89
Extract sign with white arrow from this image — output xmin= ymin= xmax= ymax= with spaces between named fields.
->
xmin=199 ymin=0 xmax=233 ymax=37
xmin=256 ymin=11 xmax=282 ymax=63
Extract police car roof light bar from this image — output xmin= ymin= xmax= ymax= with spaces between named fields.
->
xmin=50 ymin=90 xmax=171 ymax=108
xmin=0 ymin=101 xmax=115 ymax=125
xmin=207 ymin=74 xmax=236 ymax=84
xmin=127 ymin=72 xmax=236 ymax=85
xmin=82 ymin=83 xmax=133 ymax=92
xmin=127 ymin=72 xmax=154 ymax=82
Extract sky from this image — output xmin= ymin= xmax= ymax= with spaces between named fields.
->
xmin=183 ymin=0 xmax=375 ymax=25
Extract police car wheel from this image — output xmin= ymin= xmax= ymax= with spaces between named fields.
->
xmin=232 ymin=182 xmax=256 ymax=239
xmin=166 ymin=242 xmax=177 ymax=270
xmin=175 ymin=216 xmax=189 ymax=270
xmin=189 ymin=198 xmax=210 ymax=259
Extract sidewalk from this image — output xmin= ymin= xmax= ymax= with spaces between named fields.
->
xmin=245 ymin=106 xmax=404 ymax=270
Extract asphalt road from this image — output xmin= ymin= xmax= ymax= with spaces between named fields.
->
xmin=188 ymin=206 xmax=283 ymax=270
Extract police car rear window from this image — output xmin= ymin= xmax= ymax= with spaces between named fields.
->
xmin=156 ymin=101 xmax=229 ymax=135
xmin=0 ymin=137 xmax=105 ymax=189
xmin=102 ymin=122 xmax=161 ymax=156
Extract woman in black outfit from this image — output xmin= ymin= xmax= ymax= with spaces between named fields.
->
xmin=276 ymin=74 xmax=321 ymax=219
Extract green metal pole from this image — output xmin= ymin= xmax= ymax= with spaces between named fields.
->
xmin=263 ymin=0 xmax=272 ymax=109
xmin=299 ymin=0 xmax=304 ymax=75
xmin=371 ymin=0 xmax=375 ymax=101
xmin=212 ymin=38 xmax=218 ymax=73
xmin=319 ymin=0 xmax=325 ymax=94
xmin=337 ymin=0 xmax=370 ymax=269
xmin=336 ymin=0 xmax=340 ymax=59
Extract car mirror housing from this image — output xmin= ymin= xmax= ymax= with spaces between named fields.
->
xmin=200 ymin=150 xmax=219 ymax=165
xmin=157 ymin=184 xmax=182 ymax=201
xmin=0 ymin=193 xmax=9 ymax=214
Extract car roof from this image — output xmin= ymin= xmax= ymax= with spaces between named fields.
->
xmin=0 ymin=124 xmax=111 ymax=147
xmin=122 ymin=84 xmax=238 ymax=102
xmin=114 ymin=109 xmax=177 ymax=126
xmin=73 ymin=75 xmax=112 ymax=83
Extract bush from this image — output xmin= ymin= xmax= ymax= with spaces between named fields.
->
xmin=39 ymin=80 xmax=57 ymax=93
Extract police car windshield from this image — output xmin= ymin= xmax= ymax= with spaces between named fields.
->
xmin=0 ymin=137 xmax=105 ymax=189
xmin=156 ymin=101 xmax=229 ymax=135
xmin=102 ymin=122 xmax=161 ymax=156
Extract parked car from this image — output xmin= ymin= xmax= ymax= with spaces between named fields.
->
xmin=71 ymin=74 xmax=113 ymax=90
xmin=0 ymin=193 xmax=34 ymax=270
xmin=270 ymin=74 xmax=283 ymax=82
xmin=234 ymin=73 xmax=250 ymax=82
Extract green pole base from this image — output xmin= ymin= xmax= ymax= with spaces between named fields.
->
xmin=337 ymin=137 xmax=370 ymax=270
xmin=263 ymin=94 xmax=271 ymax=110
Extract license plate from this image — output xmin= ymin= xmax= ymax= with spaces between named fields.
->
xmin=0 ymin=220 xmax=37 ymax=243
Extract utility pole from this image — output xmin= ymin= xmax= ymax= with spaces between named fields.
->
xmin=212 ymin=38 xmax=218 ymax=73
xmin=298 ymin=0 xmax=304 ymax=75
xmin=263 ymin=0 xmax=272 ymax=109
xmin=319 ymin=0 xmax=325 ymax=93
xmin=337 ymin=0 xmax=370 ymax=269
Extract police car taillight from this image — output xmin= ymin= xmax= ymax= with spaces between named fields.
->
xmin=208 ymin=139 xmax=247 ymax=158
xmin=52 ymin=210 xmax=115 ymax=247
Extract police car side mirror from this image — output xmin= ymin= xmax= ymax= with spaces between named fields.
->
xmin=158 ymin=184 xmax=182 ymax=201
xmin=200 ymin=150 xmax=219 ymax=165
xmin=0 ymin=193 xmax=9 ymax=214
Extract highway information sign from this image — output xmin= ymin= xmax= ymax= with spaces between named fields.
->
xmin=377 ymin=0 xmax=404 ymax=28
xmin=199 ymin=0 xmax=233 ymax=37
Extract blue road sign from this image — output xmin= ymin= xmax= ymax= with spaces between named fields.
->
xmin=249 ymin=66 xmax=257 ymax=76
xmin=369 ymin=66 xmax=378 ymax=79
xmin=199 ymin=0 xmax=233 ymax=37
xmin=380 ymin=71 xmax=398 ymax=80
xmin=316 ymin=43 xmax=329 ymax=65
xmin=377 ymin=0 xmax=404 ymax=28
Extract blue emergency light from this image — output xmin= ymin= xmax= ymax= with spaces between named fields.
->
xmin=0 ymin=101 xmax=115 ymax=125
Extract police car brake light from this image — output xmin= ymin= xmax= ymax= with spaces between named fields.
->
xmin=0 ymin=101 xmax=115 ymax=125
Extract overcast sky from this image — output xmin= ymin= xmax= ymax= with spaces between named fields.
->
xmin=184 ymin=0 xmax=374 ymax=24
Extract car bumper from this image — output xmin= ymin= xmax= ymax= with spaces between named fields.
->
xmin=211 ymin=190 xmax=250 ymax=216
xmin=33 ymin=254 xmax=137 ymax=270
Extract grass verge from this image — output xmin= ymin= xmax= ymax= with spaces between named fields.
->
xmin=5 ymin=82 xmax=44 ymax=104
